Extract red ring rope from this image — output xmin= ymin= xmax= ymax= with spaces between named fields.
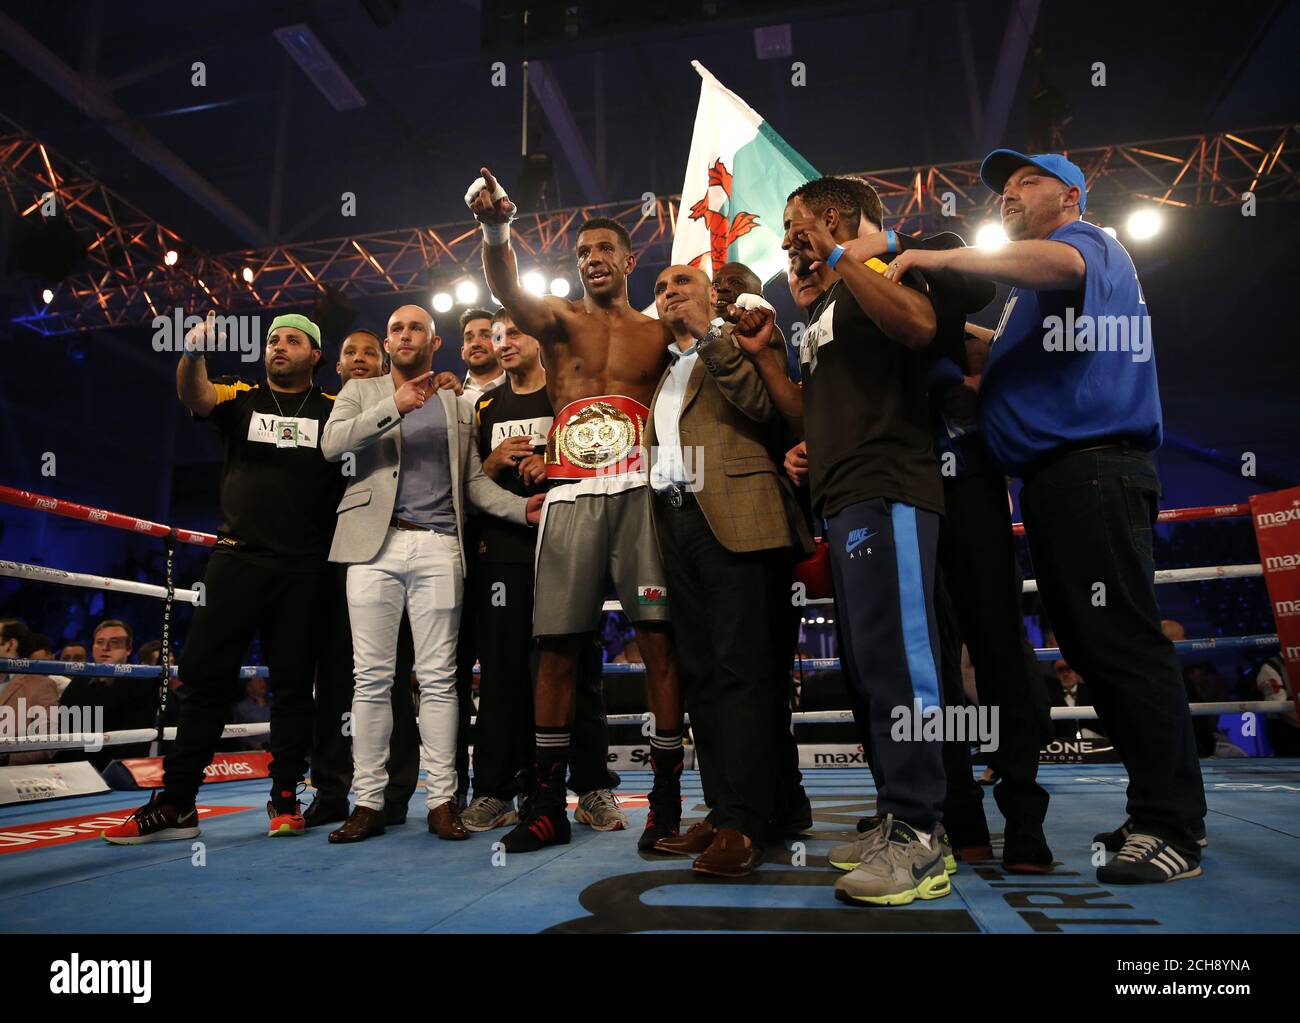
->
xmin=0 ymin=485 xmax=215 ymax=546
xmin=0 ymin=484 xmax=1256 ymax=545
xmin=1009 ymin=502 xmax=1249 ymax=536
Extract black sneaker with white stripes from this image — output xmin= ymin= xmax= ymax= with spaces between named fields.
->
xmin=1094 ymin=816 xmax=1207 ymax=852
xmin=1096 ymin=833 xmax=1201 ymax=884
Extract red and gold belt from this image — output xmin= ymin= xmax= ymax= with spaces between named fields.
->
xmin=545 ymin=394 xmax=649 ymax=480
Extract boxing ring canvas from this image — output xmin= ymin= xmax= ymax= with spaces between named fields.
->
xmin=2 ymin=762 xmax=1296 ymax=934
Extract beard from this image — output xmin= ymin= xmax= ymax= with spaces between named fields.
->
xmin=266 ymin=355 xmax=310 ymax=386
xmin=389 ymin=347 xmax=427 ymax=373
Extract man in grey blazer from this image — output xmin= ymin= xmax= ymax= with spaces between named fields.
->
xmin=321 ymin=303 xmax=544 ymax=843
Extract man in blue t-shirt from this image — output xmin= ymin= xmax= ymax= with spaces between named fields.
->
xmin=885 ymin=150 xmax=1206 ymax=885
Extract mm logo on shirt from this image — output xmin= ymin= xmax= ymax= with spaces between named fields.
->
xmin=490 ymin=416 xmax=553 ymax=449
xmin=248 ymin=414 xmax=318 ymax=448
xmin=637 ymin=586 xmax=667 ymax=605
xmin=845 ymin=528 xmax=876 ymax=558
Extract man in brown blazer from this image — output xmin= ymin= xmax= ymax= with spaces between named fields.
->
xmin=645 ymin=264 xmax=813 ymax=877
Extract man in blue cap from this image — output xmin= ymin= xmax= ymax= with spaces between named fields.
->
xmin=884 ymin=151 xmax=1207 ymax=884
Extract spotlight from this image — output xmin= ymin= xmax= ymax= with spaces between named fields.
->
xmin=432 ymin=292 xmax=453 ymax=313
xmin=1101 ymin=226 xmax=1118 ymax=239
xmin=521 ymin=271 xmax=546 ymax=296
xmin=815 ymin=616 xmax=826 ymax=624
xmin=164 ymin=249 xmax=179 ymax=266
xmin=550 ymin=277 xmax=571 ymax=298
xmin=41 ymin=288 xmax=54 ymax=304
xmin=1126 ymin=208 xmax=1162 ymax=241
xmin=454 ymin=279 xmax=479 ymax=304
xmin=241 ymin=266 xmax=255 ymax=283
xmin=976 ymin=222 xmax=1008 ymax=249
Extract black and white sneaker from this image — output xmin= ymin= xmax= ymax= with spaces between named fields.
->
xmin=1097 ymin=833 xmax=1201 ymax=884
xmin=1094 ymin=816 xmax=1207 ymax=852
xmin=102 ymin=795 xmax=200 ymax=845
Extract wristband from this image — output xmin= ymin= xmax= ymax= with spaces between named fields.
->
xmin=885 ymin=229 xmax=898 ymax=255
xmin=826 ymin=244 xmax=845 ymax=269
xmin=482 ymin=221 xmax=510 ymax=245
xmin=183 ymin=346 xmax=205 ymax=361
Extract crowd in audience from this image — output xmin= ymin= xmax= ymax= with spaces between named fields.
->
xmin=2 ymin=596 xmax=1296 ymax=766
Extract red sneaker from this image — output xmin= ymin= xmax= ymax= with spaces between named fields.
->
xmin=102 ymin=795 xmax=200 ymax=845
xmin=267 ymin=790 xmax=306 ymax=837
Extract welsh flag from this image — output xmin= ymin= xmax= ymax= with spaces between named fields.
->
xmin=672 ymin=61 xmax=820 ymax=286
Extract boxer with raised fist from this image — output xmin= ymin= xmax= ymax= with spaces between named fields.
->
xmin=465 ymin=167 xmax=684 ymax=854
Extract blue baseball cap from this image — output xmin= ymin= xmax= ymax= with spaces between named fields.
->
xmin=979 ymin=150 xmax=1087 ymax=212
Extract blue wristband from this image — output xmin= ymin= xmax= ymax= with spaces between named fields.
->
xmin=826 ymin=244 xmax=845 ymax=269
xmin=885 ymin=229 xmax=898 ymax=255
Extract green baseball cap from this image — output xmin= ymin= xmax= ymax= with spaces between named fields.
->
xmin=266 ymin=313 xmax=321 ymax=349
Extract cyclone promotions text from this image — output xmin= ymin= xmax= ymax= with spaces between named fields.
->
xmin=0 ymin=699 xmax=104 ymax=752
xmin=151 ymin=308 xmax=262 ymax=362
xmin=50 ymin=955 xmax=151 ymax=1003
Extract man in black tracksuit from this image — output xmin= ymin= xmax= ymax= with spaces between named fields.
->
xmin=835 ymin=191 xmax=1055 ymax=872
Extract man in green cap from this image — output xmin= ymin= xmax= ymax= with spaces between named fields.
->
xmin=104 ymin=310 xmax=347 ymax=845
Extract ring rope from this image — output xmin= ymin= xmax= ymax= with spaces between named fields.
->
xmin=0 ymin=485 xmax=216 ymax=546
xmin=0 ymin=559 xmax=201 ymax=604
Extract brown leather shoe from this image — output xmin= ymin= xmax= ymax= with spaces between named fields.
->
xmin=328 ymin=805 xmax=386 ymax=844
xmin=692 ymin=828 xmax=761 ymax=877
xmin=428 ymin=800 xmax=469 ymax=841
xmin=653 ymin=819 xmax=716 ymax=857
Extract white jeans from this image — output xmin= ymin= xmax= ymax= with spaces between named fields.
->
xmin=346 ymin=527 xmax=463 ymax=810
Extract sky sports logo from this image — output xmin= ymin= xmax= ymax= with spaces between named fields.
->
xmin=50 ymin=955 xmax=150 ymax=1003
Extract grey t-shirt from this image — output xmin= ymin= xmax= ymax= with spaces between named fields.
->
xmin=393 ymin=395 xmax=457 ymax=534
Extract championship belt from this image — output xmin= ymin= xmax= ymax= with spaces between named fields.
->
xmin=545 ymin=394 xmax=649 ymax=480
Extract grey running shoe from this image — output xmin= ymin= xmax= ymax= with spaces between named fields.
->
xmin=833 ymin=816 xmax=952 ymax=906
xmin=574 ymin=789 xmax=628 ymax=832
xmin=828 ymin=814 xmax=887 ymax=871
xmin=461 ymin=795 xmax=518 ymax=833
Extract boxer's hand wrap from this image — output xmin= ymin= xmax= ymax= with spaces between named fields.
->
xmin=734 ymin=293 xmax=776 ymax=316
xmin=465 ymin=175 xmax=513 ymax=244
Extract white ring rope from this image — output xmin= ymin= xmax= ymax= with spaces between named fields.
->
xmin=0 ymin=722 xmax=269 ymax=753
xmin=0 ymin=559 xmax=201 ymax=604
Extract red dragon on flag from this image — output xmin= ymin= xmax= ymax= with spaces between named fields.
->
xmin=686 ymin=158 xmax=760 ymax=271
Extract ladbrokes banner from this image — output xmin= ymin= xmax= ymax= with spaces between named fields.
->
xmin=105 ymin=751 xmax=271 ymax=790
